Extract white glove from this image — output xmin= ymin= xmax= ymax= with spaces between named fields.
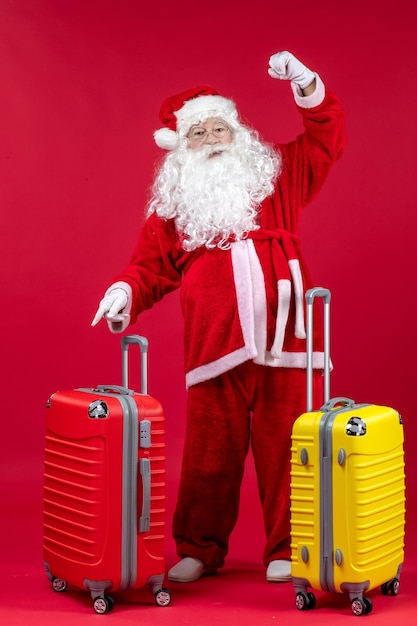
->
xmin=91 ymin=285 xmax=130 ymax=327
xmin=268 ymin=51 xmax=315 ymax=90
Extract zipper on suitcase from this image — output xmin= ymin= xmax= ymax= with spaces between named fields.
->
xmin=78 ymin=388 xmax=139 ymax=591
xmin=120 ymin=393 xmax=139 ymax=590
xmin=319 ymin=411 xmax=335 ymax=593
xmin=319 ymin=402 xmax=369 ymax=593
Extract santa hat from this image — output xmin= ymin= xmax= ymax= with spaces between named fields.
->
xmin=154 ymin=85 xmax=239 ymax=151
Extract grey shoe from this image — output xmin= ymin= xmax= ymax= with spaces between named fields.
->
xmin=266 ymin=560 xmax=292 ymax=582
xmin=168 ymin=557 xmax=206 ymax=582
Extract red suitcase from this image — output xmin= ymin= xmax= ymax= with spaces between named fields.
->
xmin=43 ymin=335 xmax=172 ymax=613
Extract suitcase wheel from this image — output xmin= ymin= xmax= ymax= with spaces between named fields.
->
xmin=154 ymin=588 xmax=172 ymax=607
xmin=93 ymin=596 xmax=115 ymax=614
xmin=295 ymin=591 xmax=316 ymax=611
xmin=51 ymin=577 xmax=68 ymax=593
xmin=381 ymin=578 xmax=400 ymax=596
xmin=351 ymin=597 xmax=372 ymax=616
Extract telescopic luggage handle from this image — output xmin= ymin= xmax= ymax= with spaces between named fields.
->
xmin=121 ymin=335 xmax=148 ymax=395
xmin=305 ymin=287 xmax=331 ymax=412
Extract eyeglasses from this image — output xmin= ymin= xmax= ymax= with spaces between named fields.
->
xmin=188 ymin=123 xmax=231 ymax=143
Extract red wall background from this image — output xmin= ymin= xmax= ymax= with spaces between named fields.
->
xmin=1 ymin=0 xmax=416 ymax=562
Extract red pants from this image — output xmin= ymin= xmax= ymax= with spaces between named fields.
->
xmin=172 ymin=360 xmax=322 ymax=571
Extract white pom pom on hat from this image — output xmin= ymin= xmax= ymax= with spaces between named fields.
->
xmin=153 ymin=127 xmax=179 ymax=151
xmin=153 ymin=84 xmax=238 ymax=150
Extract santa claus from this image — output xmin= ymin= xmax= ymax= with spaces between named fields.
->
xmin=92 ymin=51 xmax=346 ymax=583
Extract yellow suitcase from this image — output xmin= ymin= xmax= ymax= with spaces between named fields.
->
xmin=290 ymin=288 xmax=406 ymax=616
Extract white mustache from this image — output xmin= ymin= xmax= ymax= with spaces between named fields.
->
xmin=197 ymin=143 xmax=232 ymax=159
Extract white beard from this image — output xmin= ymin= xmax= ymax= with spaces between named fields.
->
xmin=148 ymin=127 xmax=280 ymax=251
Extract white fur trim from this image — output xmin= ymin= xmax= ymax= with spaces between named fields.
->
xmin=185 ymin=346 xmax=257 ymax=389
xmin=247 ymin=240 xmax=268 ymax=358
xmin=175 ymin=95 xmax=238 ymax=134
xmin=230 ymin=241 xmax=257 ymax=353
xmin=291 ymin=73 xmax=325 ymax=109
xmin=154 ymin=127 xmax=179 ymax=150
xmin=270 ymin=279 xmax=291 ymax=358
xmin=185 ymin=349 xmax=327 ymax=388
xmin=231 ymin=240 xmax=268 ymax=363
xmin=288 ymin=259 xmax=306 ymax=339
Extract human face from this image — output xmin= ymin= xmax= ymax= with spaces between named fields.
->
xmin=187 ymin=117 xmax=232 ymax=151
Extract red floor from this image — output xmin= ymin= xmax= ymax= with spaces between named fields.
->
xmin=1 ymin=469 xmax=416 ymax=626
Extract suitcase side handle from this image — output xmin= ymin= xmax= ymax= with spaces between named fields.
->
xmin=138 ymin=458 xmax=151 ymax=532
xmin=306 ymin=287 xmax=331 ymax=412
xmin=121 ymin=335 xmax=148 ymax=395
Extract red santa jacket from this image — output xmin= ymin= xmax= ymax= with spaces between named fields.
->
xmin=112 ymin=78 xmax=346 ymax=388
